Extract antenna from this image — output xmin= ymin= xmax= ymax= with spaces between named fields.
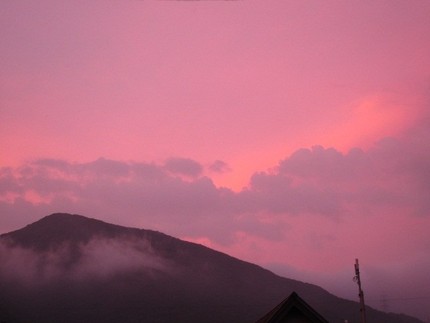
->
xmin=353 ymin=258 xmax=367 ymax=323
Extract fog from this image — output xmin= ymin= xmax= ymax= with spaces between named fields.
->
xmin=0 ymin=237 xmax=170 ymax=285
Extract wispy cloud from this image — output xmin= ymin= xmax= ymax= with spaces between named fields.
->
xmin=0 ymin=237 xmax=170 ymax=285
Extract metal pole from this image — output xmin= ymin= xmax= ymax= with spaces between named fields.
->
xmin=354 ymin=258 xmax=367 ymax=323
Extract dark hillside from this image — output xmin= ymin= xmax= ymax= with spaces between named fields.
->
xmin=0 ymin=213 xmax=423 ymax=323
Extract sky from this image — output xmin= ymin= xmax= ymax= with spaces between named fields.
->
xmin=1 ymin=0 xmax=430 ymax=320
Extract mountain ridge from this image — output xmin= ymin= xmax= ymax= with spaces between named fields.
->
xmin=0 ymin=213 xmax=424 ymax=323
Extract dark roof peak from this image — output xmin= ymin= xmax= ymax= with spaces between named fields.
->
xmin=256 ymin=291 xmax=329 ymax=323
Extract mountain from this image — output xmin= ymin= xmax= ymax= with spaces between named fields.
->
xmin=0 ymin=213 xmax=423 ymax=323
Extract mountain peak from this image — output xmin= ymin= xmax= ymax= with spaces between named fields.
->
xmin=39 ymin=212 xmax=90 ymax=221
xmin=36 ymin=212 xmax=109 ymax=225
xmin=1 ymin=213 xmax=137 ymax=250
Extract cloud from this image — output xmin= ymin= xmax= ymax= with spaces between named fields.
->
xmin=239 ymin=170 xmax=343 ymax=216
xmin=208 ymin=160 xmax=231 ymax=173
xmin=2 ymin=120 xmax=430 ymax=243
xmin=0 ymin=237 xmax=169 ymax=285
xmin=1 ymin=116 xmax=430 ymax=258
xmin=0 ymin=158 xmax=240 ymax=243
xmin=163 ymin=157 xmax=203 ymax=178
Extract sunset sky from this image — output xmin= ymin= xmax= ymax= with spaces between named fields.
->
xmin=1 ymin=1 xmax=430 ymax=320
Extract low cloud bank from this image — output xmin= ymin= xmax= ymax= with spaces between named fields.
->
xmin=2 ymin=124 xmax=430 ymax=242
xmin=0 ymin=237 xmax=169 ymax=285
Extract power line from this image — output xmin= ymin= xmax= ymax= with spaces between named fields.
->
xmin=376 ymin=296 xmax=430 ymax=302
xmin=366 ymin=295 xmax=430 ymax=302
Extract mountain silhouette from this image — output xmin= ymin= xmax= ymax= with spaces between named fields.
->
xmin=0 ymin=213 xmax=423 ymax=323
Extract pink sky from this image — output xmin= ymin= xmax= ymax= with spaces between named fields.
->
xmin=1 ymin=1 xmax=430 ymax=320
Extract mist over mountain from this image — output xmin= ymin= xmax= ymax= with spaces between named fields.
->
xmin=0 ymin=213 xmax=424 ymax=323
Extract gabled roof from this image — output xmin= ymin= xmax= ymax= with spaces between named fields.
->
xmin=256 ymin=291 xmax=329 ymax=323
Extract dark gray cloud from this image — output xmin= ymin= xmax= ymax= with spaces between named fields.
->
xmin=208 ymin=160 xmax=231 ymax=173
xmin=239 ymin=171 xmax=343 ymax=216
xmin=163 ymin=157 xmax=203 ymax=178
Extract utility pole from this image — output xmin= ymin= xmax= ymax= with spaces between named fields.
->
xmin=354 ymin=258 xmax=367 ymax=323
